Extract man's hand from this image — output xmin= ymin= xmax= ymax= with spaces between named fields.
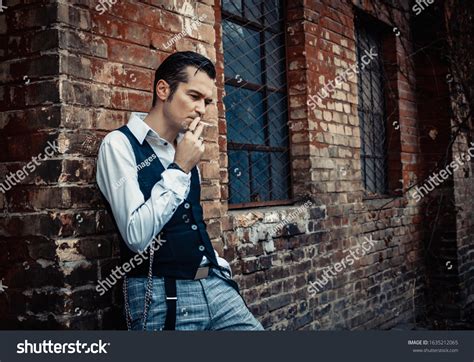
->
xmin=173 ymin=117 xmax=205 ymax=174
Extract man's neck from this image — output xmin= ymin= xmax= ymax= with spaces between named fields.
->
xmin=144 ymin=107 xmax=179 ymax=144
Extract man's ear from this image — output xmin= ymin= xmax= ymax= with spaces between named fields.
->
xmin=155 ymin=79 xmax=170 ymax=102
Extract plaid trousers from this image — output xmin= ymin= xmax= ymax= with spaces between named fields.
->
xmin=125 ymin=267 xmax=264 ymax=331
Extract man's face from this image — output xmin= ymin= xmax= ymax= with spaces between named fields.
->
xmin=162 ymin=66 xmax=214 ymax=132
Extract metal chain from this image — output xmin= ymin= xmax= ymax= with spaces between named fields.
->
xmin=142 ymin=237 xmax=156 ymax=330
xmin=122 ymin=236 xmax=157 ymax=331
xmin=123 ymin=275 xmax=132 ymax=330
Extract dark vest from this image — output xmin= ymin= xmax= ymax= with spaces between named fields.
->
xmin=102 ymin=125 xmax=219 ymax=279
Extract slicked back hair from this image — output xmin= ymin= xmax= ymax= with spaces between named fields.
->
xmin=152 ymin=51 xmax=216 ymax=106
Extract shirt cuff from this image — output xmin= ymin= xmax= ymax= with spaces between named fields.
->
xmin=160 ymin=168 xmax=191 ymax=199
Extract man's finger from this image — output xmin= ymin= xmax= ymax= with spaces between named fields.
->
xmin=193 ymin=123 xmax=205 ymax=139
xmin=188 ymin=117 xmax=201 ymax=132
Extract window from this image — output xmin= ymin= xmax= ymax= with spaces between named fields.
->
xmin=222 ymin=0 xmax=291 ymax=208
xmin=356 ymin=16 xmax=389 ymax=195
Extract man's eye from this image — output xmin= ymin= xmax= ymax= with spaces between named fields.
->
xmin=191 ymin=94 xmax=200 ymax=100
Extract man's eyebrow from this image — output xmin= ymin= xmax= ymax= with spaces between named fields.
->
xmin=188 ymin=89 xmax=213 ymax=102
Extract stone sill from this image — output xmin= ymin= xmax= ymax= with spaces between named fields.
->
xmin=227 ymin=201 xmax=323 ymax=230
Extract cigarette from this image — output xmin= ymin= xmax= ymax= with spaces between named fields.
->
xmin=188 ymin=120 xmax=213 ymax=129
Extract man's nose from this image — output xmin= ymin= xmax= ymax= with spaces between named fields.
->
xmin=196 ymin=100 xmax=206 ymax=117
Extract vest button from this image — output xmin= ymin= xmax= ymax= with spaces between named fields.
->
xmin=198 ymin=245 xmax=205 ymax=252
xmin=191 ymin=224 xmax=198 ymax=230
xmin=184 ymin=203 xmax=190 ymax=209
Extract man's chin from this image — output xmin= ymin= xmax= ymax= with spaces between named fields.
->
xmin=181 ymin=120 xmax=192 ymax=131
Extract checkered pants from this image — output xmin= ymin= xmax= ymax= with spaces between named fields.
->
xmin=125 ymin=268 xmax=264 ymax=331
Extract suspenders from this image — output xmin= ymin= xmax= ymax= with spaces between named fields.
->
xmin=121 ymin=238 xmax=186 ymax=331
xmin=123 ymin=238 xmax=157 ymax=331
xmin=163 ymin=278 xmax=177 ymax=330
xmin=122 ymin=243 xmax=243 ymax=330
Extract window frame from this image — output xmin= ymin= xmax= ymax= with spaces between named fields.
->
xmin=355 ymin=12 xmax=391 ymax=197
xmin=222 ymin=0 xmax=294 ymax=209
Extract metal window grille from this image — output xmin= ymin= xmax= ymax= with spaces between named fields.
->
xmin=222 ymin=0 xmax=291 ymax=208
xmin=356 ymin=17 xmax=389 ymax=195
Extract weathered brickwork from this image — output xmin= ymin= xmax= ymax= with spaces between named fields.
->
xmin=0 ymin=0 xmax=472 ymax=330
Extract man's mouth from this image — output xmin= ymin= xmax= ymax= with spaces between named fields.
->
xmin=183 ymin=117 xmax=212 ymax=129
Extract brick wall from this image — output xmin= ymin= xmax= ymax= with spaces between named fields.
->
xmin=0 ymin=0 xmax=472 ymax=330
xmin=220 ymin=0 xmax=427 ymax=330
xmin=1 ymin=1 xmax=64 ymax=328
xmin=412 ymin=1 xmax=474 ymax=326
xmin=452 ymin=132 xmax=474 ymax=325
xmin=446 ymin=0 xmax=474 ymax=324
xmin=412 ymin=4 xmax=460 ymax=325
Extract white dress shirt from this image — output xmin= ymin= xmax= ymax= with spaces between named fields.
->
xmin=96 ymin=112 xmax=231 ymax=275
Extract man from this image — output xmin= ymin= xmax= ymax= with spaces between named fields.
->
xmin=96 ymin=51 xmax=264 ymax=331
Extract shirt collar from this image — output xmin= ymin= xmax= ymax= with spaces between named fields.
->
xmin=127 ymin=112 xmax=185 ymax=145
